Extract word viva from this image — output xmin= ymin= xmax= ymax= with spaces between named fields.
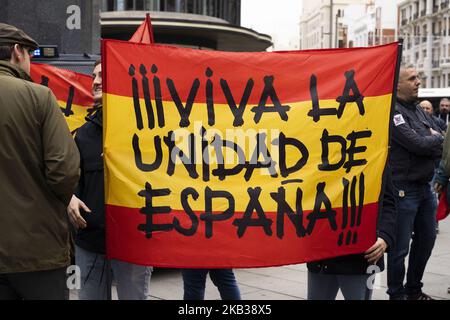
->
xmin=128 ymin=63 xmax=366 ymax=129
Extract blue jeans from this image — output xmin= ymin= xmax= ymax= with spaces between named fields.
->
xmin=182 ymin=269 xmax=241 ymax=300
xmin=75 ymin=245 xmax=153 ymax=300
xmin=307 ymin=272 xmax=373 ymax=300
xmin=387 ymin=181 xmax=437 ymax=299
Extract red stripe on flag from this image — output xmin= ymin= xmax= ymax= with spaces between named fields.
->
xmin=30 ymin=63 xmax=93 ymax=107
xmin=103 ymin=40 xmax=397 ymax=105
xmin=105 ymin=203 xmax=378 ymax=268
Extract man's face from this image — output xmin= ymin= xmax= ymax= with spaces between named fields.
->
xmin=397 ymin=67 xmax=421 ymax=103
xmin=92 ymin=63 xmax=102 ymax=106
xmin=439 ymin=99 xmax=450 ymax=115
xmin=419 ymin=100 xmax=433 ymax=116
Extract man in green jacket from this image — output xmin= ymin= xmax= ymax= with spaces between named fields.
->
xmin=0 ymin=23 xmax=80 ymax=299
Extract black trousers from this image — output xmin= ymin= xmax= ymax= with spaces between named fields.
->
xmin=0 ymin=267 xmax=68 ymax=300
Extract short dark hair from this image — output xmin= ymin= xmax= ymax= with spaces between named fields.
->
xmin=0 ymin=44 xmax=14 ymax=61
xmin=94 ymin=58 xmax=101 ymax=68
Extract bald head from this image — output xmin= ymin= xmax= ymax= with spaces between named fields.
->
xmin=397 ymin=65 xmax=421 ymax=103
xmin=419 ymin=100 xmax=434 ymax=116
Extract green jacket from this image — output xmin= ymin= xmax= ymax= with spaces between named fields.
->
xmin=0 ymin=61 xmax=80 ymax=273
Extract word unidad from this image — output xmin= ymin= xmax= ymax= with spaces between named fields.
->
xmin=133 ymin=125 xmax=372 ymax=181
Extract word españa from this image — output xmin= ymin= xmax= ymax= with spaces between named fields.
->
xmin=137 ymin=173 xmax=365 ymax=239
xmin=128 ymin=64 xmax=365 ymax=129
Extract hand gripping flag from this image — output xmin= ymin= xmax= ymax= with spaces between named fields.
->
xmin=102 ymin=40 xmax=401 ymax=268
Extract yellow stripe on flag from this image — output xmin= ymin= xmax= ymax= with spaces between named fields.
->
xmin=104 ymin=93 xmax=391 ymax=211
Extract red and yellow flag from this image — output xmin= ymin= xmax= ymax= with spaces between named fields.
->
xmin=129 ymin=13 xmax=154 ymax=44
xmin=102 ymin=39 xmax=399 ymax=268
xmin=30 ymin=63 xmax=93 ymax=133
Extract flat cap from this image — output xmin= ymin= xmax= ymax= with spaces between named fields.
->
xmin=0 ymin=23 xmax=38 ymax=49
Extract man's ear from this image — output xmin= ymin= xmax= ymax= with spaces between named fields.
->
xmin=10 ymin=44 xmax=23 ymax=63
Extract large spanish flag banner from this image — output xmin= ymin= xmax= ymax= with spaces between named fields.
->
xmin=30 ymin=63 xmax=94 ymax=133
xmin=103 ymin=39 xmax=400 ymax=268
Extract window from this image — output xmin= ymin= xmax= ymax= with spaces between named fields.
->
xmin=146 ymin=0 xmax=160 ymax=10
xmin=186 ymin=0 xmax=195 ymax=13
xmin=116 ymin=0 xmax=125 ymax=10
xmin=126 ymin=0 xmax=134 ymax=10
xmin=206 ymin=0 xmax=215 ymax=16
xmin=161 ymin=0 xmax=176 ymax=11
xmin=103 ymin=0 xmax=115 ymax=11
xmin=124 ymin=0 xmax=144 ymax=10
xmin=227 ymin=0 xmax=239 ymax=24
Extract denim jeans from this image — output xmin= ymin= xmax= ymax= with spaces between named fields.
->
xmin=387 ymin=181 xmax=437 ymax=299
xmin=307 ymin=271 xmax=373 ymax=300
xmin=182 ymin=269 xmax=241 ymax=300
xmin=75 ymin=245 xmax=153 ymax=300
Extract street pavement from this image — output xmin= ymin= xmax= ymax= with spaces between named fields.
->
xmin=71 ymin=217 xmax=450 ymax=300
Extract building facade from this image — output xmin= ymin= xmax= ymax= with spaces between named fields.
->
xmin=398 ymin=0 xmax=450 ymax=88
xmin=102 ymin=0 xmax=240 ymax=24
xmin=0 ymin=0 xmax=101 ymax=54
xmin=347 ymin=0 xmax=397 ymax=47
xmin=101 ymin=0 xmax=272 ymax=51
xmin=300 ymin=0 xmax=366 ymax=49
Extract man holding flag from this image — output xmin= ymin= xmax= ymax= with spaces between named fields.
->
xmin=67 ymin=59 xmax=153 ymax=300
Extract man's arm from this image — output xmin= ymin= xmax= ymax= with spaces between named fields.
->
xmin=392 ymin=111 xmax=443 ymax=156
xmin=40 ymin=88 xmax=80 ymax=206
xmin=365 ymin=167 xmax=396 ymax=263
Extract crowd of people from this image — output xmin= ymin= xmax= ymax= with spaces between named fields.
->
xmin=1 ymin=23 xmax=449 ymax=300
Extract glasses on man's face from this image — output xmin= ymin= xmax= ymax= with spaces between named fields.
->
xmin=27 ymin=49 xmax=35 ymax=58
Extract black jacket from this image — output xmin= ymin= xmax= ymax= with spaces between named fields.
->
xmin=307 ymin=167 xmax=397 ymax=274
xmin=437 ymin=113 xmax=449 ymax=126
xmin=430 ymin=115 xmax=447 ymax=134
xmin=389 ymin=100 xmax=443 ymax=184
xmin=73 ymin=109 xmax=105 ymax=254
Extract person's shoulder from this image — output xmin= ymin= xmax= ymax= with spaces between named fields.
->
xmin=22 ymin=80 xmax=54 ymax=97
xmin=6 ymin=77 xmax=56 ymax=109
xmin=11 ymin=78 xmax=56 ymax=105
xmin=394 ymin=101 xmax=406 ymax=113
xmin=75 ymin=116 xmax=97 ymax=137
